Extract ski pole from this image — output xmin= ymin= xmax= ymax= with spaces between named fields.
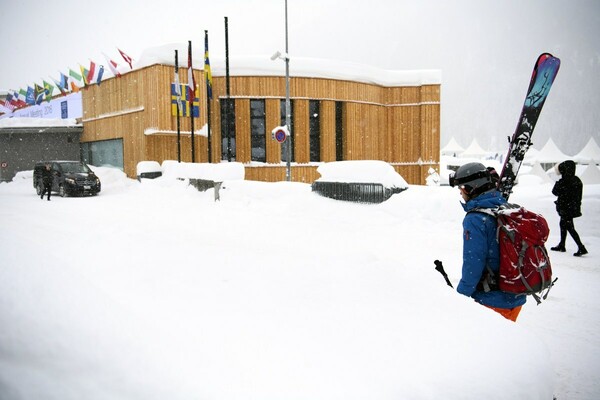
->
xmin=434 ymin=260 xmax=453 ymax=288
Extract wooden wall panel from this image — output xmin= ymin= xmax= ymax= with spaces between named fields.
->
xmin=293 ymin=100 xmax=309 ymax=163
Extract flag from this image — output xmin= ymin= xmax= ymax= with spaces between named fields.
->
xmin=87 ymin=61 xmax=96 ymax=84
xmin=51 ymin=76 xmax=66 ymax=95
xmin=26 ymin=86 xmax=35 ymax=105
xmin=3 ymin=93 xmax=16 ymax=112
xmin=34 ymin=83 xmax=45 ymax=104
xmin=13 ymin=89 xmax=28 ymax=107
xmin=96 ymin=65 xmax=105 ymax=85
xmin=80 ymin=65 xmax=89 ymax=86
xmin=69 ymin=68 xmax=83 ymax=91
xmin=204 ymin=30 xmax=213 ymax=99
xmin=43 ymin=80 xmax=54 ymax=101
xmin=174 ymin=50 xmax=182 ymax=113
xmin=103 ymin=53 xmax=121 ymax=77
xmin=187 ymin=40 xmax=196 ymax=110
xmin=118 ymin=48 xmax=133 ymax=69
xmin=171 ymin=83 xmax=199 ymax=117
xmin=60 ymin=72 xmax=69 ymax=90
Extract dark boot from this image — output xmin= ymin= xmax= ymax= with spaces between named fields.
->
xmin=551 ymin=245 xmax=566 ymax=252
xmin=574 ymin=246 xmax=588 ymax=257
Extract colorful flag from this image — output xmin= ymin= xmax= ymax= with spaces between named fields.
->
xmin=26 ymin=86 xmax=35 ymax=105
xmin=103 ymin=53 xmax=121 ymax=77
xmin=118 ymin=48 xmax=133 ymax=69
xmin=187 ymin=40 xmax=196 ymax=110
xmin=79 ymin=65 xmax=89 ymax=86
xmin=3 ymin=93 xmax=16 ymax=112
xmin=204 ymin=30 xmax=213 ymax=99
xmin=95 ymin=65 xmax=104 ymax=85
xmin=60 ymin=72 xmax=69 ymax=90
xmin=171 ymin=83 xmax=199 ymax=117
xmin=174 ymin=50 xmax=182 ymax=114
xmin=69 ymin=68 xmax=83 ymax=91
xmin=34 ymin=83 xmax=45 ymax=104
xmin=87 ymin=61 xmax=96 ymax=84
xmin=51 ymin=76 xmax=66 ymax=95
xmin=13 ymin=89 xmax=28 ymax=107
xmin=43 ymin=80 xmax=54 ymax=101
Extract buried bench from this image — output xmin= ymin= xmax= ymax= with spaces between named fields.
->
xmin=311 ymin=181 xmax=406 ymax=204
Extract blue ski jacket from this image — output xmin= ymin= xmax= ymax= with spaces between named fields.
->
xmin=457 ymin=190 xmax=527 ymax=309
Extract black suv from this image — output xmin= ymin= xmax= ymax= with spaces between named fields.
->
xmin=34 ymin=161 xmax=101 ymax=197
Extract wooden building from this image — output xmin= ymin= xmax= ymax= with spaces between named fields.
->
xmin=80 ymin=55 xmax=440 ymax=185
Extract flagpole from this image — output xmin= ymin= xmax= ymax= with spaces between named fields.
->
xmin=205 ymin=30 xmax=212 ymax=164
xmin=225 ymin=16 xmax=232 ymax=162
xmin=189 ymin=40 xmax=196 ymax=163
xmin=175 ymin=50 xmax=181 ymax=163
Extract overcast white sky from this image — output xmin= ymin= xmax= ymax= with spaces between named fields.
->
xmin=1 ymin=0 xmax=599 ymax=154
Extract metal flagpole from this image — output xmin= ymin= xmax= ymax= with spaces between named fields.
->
xmin=175 ymin=50 xmax=181 ymax=163
xmin=188 ymin=40 xmax=195 ymax=163
xmin=284 ymin=0 xmax=292 ymax=181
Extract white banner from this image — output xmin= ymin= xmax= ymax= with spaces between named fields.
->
xmin=0 ymin=92 xmax=82 ymax=120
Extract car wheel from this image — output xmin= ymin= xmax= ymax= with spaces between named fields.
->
xmin=36 ymin=183 xmax=43 ymax=196
xmin=59 ymin=185 xmax=67 ymax=197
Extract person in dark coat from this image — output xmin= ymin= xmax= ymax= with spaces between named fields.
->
xmin=551 ymin=160 xmax=587 ymax=256
xmin=41 ymin=164 xmax=53 ymax=201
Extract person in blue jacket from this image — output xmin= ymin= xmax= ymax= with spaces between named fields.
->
xmin=450 ymin=162 xmax=526 ymax=321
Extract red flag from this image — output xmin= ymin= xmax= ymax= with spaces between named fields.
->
xmin=187 ymin=41 xmax=196 ymax=106
xmin=118 ymin=48 xmax=133 ymax=69
xmin=103 ymin=53 xmax=121 ymax=77
xmin=87 ymin=61 xmax=96 ymax=84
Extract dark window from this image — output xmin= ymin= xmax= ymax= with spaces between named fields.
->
xmin=250 ymin=99 xmax=266 ymax=162
xmin=220 ymin=98 xmax=236 ymax=161
xmin=309 ymin=100 xmax=320 ymax=162
xmin=280 ymin=99 xmax=294 ymax=162
xmin=335 ymin=101 xmax=344 ymax=161
xmin=80 ymin=138 xmax=124 ymax=170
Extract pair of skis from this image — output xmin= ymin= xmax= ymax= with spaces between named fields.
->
xmin=436 ymin=53 xmax=561 ymax=286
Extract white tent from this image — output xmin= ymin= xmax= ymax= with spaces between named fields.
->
xmin=460 ymin=138 xmax=489 ymax=158
xmin=573 ymin=137 xmax=600 ymax=164
xmin=580 ymin=162 xmax=600 ymax=185
xmin=441 ymin=137 xmax=465 ymax=156
xmin=534 ymin=137 xmax=570 ymax=167
xmin=527 ymin=162 xmax=553 ymax=183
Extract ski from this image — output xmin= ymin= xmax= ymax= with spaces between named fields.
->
xmin=498 ymin=53 xmax=561 ymax=200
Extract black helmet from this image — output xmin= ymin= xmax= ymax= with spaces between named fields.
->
xmin=449 ymin=162 xmax=495 ymax=196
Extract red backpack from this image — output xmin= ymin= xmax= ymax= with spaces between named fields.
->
xmin=473 ymin=203 xmax=556 ymax=304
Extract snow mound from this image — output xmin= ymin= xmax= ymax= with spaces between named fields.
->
xmin=315 ymin=160 xmax=408 ymax=189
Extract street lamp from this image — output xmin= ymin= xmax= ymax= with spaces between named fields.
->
xmin=271 ymin=0 xmax=292 ymax=182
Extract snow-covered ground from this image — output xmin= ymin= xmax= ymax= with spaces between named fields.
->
xmin=0 ymin=165 xmax=598 ymax=400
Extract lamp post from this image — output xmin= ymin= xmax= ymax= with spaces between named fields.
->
xmin=271 ymin=0 xmax=292 ymax=182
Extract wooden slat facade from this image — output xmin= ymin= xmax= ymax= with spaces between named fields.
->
xmin=81 ymin=64 xmax=440 ymax=184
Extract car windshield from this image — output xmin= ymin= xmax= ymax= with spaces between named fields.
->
xmin=60 ymin=162 xmax=91 ymax=174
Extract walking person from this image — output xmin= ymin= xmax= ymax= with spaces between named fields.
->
xmin=41 ymin=163 xmax=53 ymax=201
xmin=450 ymin=162 xmax=526 ymax=322
xmin=551 ymin=160 xmax=588 ymax=256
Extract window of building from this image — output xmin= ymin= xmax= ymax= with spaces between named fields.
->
xmin=221 ymin=98 xmax=236 ymax=161
xmin=335 ymin=101 xmax=344 ymax=161
xmin=280 ymin=99 xmax=294 ymax=162
xmin=309 ymin=100 xmax=320 ymax=162
xmin=80 ymin=138 xmax=124 ymax=170
xmin=250 ymin=99 xmax=266 ymax=162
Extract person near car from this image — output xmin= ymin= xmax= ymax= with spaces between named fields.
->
xmin=451 ymin=162 xmax=527 ymax=322
xmin=551 ymin=160 xmax=588 ymax=256
xmin=41 ymin=164 xmax=52 ymax=201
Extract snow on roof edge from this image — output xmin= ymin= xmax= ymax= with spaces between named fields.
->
xmin=136 ymin=43 xmax=441 ymax=87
